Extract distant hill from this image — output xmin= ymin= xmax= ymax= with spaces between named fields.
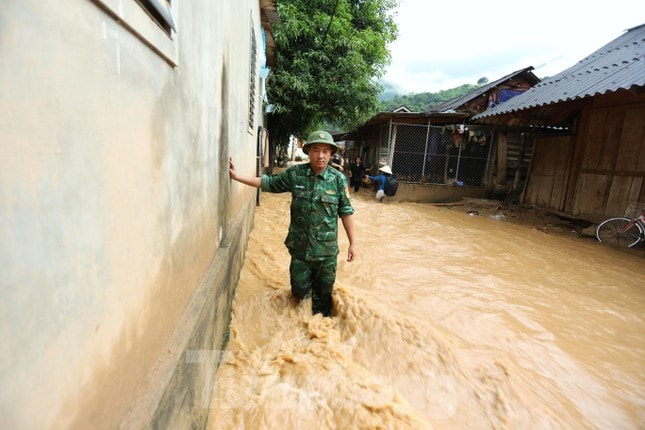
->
xmin=378 ymin=83 xmax=480 ymax=112
xmin=377 ymin=81 xmax=400 ymax=102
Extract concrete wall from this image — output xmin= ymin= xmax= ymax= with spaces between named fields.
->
xmin=387 ymin=183 xmax=488 ymax=204
xmin=0 ymin=0 xmax=263 ymax=428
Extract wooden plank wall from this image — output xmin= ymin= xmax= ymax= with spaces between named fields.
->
xmin=572 ymin=102 xmax=645 ymax=218
xmin=524 ymin=135 xmax=574 ymax=210
xmin=493 ymin=131 xmax=531 ymax=193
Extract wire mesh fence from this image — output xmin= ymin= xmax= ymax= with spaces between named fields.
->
xmin=380 ymin=123 xmax=493 ymax=186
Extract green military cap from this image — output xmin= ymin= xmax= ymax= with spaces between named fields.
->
xmin=303 ymin=130 xmax=339 ymax=154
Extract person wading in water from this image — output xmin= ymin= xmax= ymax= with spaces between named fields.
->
xmin=365 ymin=165 xmax=393 ymax=203
xmin=229 ymin=130 xmax=357 ymax=317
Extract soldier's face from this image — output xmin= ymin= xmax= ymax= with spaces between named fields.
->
xmin=309 ymin=144 xmax=333 ymax=173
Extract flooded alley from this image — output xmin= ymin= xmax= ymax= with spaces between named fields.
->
xmin=209 ymin=190 xmax=645 ymax=429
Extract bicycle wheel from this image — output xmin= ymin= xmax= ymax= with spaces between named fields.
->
xmin=596 ymin=217 xmax=644 ymax=248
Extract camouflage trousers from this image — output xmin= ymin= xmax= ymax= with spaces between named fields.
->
xmin=289 ymin=255 xmax=337 ymax=317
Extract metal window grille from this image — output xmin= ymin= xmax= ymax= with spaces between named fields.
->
xmin=248 ymin=22 xmax=257 ymax=131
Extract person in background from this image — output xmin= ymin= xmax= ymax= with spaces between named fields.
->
xmin=228 ymin=130 xmax=356 ymax=317
xmin=348 ymin=156 xmax=366 ymax=192
xmin=330 ymin=151 xmax=344 ymax=172
xmin=365 ymin=165 xmax=392 ymax=203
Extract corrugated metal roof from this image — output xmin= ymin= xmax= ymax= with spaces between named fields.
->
xmin=473 ymin=23 xmax=645 ymax=121
xmin=428 ymin=66 xmax=539 ymax=113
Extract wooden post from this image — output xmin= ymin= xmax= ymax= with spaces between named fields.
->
xmin=496 ymin=132 xmax=508 ymax=185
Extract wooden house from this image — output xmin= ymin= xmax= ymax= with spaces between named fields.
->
xmin=473 ymin=24 xmax=645 ymax=221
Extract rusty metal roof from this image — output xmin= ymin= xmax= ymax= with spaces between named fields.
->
xmin=428 ymin=66 xmax=540 ymax=113
xmin=472 ymin=24 xmax=645 ymax=122
xmin=338 ymin=111 xmax=470 ymax=141
xmin=260 ymin=0 xmax=279 ymax=67
xmin=356 ymin=111 xmax=470 ymax=128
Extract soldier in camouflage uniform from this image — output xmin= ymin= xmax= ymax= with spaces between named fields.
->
xmin=228 ymin=130 xmax=356 ymax=317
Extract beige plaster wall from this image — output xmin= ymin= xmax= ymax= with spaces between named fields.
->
xmin=0 ymin=0 xmax=262 ymax=428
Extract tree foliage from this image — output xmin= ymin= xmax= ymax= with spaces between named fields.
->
xmin=267 ymin=0 xmax=398 ymax=144
xmin=379 ymin=84 xmax=480 ymax=112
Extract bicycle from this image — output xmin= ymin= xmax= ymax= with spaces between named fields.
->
xmin=596 ymin=209 xmax=645 ymax=248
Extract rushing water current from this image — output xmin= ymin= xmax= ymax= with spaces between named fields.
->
xmin=209 ymin=190 xmax=644 ymax=429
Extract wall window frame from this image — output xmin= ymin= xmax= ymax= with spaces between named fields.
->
xmin=91 ymin=0 xmax=178 ymax=67
xmin=134 ymin=0 xmax=176 ymax=36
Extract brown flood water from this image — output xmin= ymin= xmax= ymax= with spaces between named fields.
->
xmin=210 ymin=190 xmax=645 ymax=429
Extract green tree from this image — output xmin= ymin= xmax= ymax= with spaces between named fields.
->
xmin=267 ymin=0 xmax=398 ymax=146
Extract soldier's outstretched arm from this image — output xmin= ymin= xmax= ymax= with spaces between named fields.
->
xmin=229 ymin=157 xmax=261 ymax=188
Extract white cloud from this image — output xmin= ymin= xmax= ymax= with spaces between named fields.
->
xmin=383 ymin=0 xmax=645 ymax=93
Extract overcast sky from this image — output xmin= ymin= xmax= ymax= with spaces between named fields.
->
xmin=382 ymin=0 xmax=645 ymax=94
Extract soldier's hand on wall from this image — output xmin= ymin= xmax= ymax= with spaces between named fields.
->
xmin=229 ymin=157 xmax=237 ymax=179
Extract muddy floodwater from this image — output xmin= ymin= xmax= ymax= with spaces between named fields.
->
xmin=209 ymin=189 xmax=644 ymax=429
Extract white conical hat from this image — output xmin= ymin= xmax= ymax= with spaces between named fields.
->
xmin=379 ymin=165 xmax=392 ymax=175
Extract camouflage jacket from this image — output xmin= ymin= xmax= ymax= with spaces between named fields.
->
xmin=261 ymin=164 xmax=354 ymax=260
